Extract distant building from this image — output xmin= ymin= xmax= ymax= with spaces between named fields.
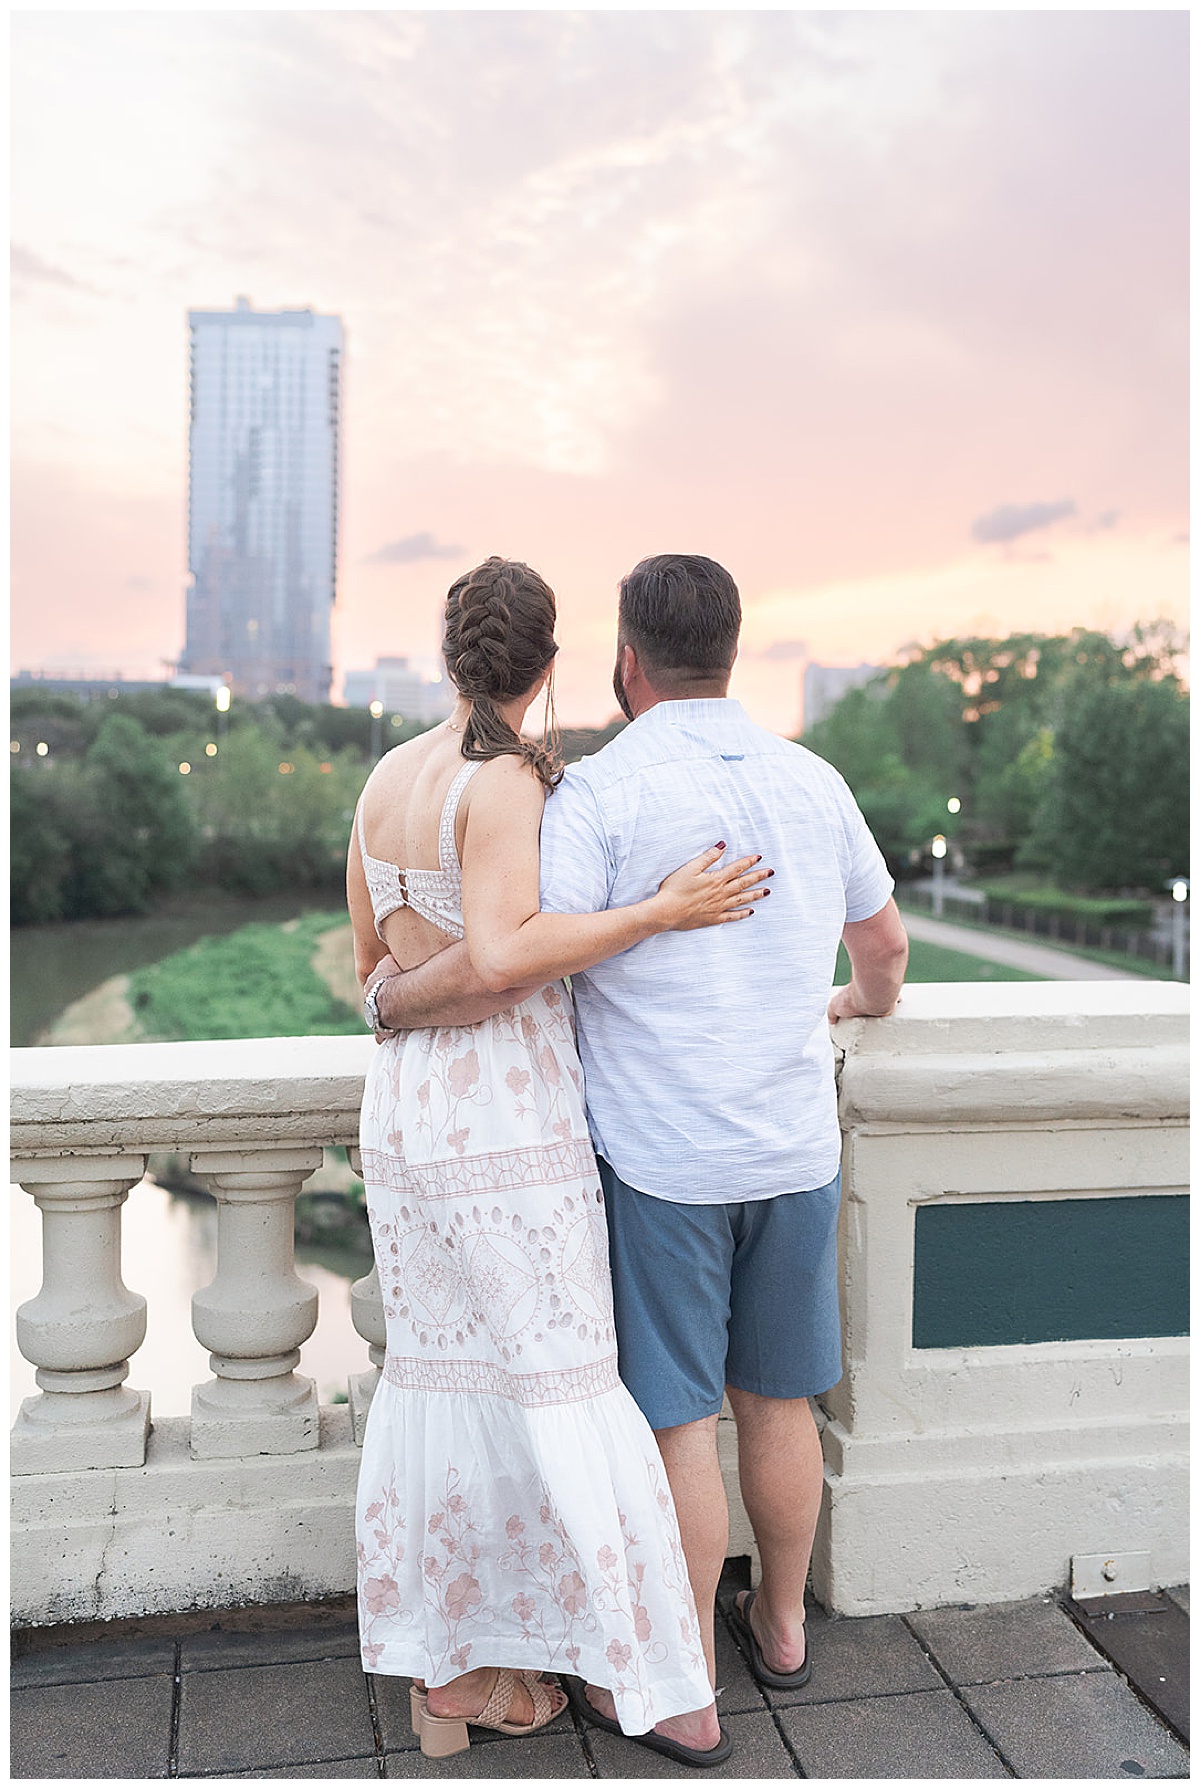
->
xmin=11 ymin=670 xmax=229 ymax=704
xmin=343 ymin=657 xmax=454 ymax=723
xmin=179 ymin=297 xmax=344 ymax=704
xmin=801 ymin=662 xmax=882 ymax=733
xmin=11 ymin=670 xmax=167 ymax=701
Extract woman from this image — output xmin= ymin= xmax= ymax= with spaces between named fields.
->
xmin=347 ymin=558 xmax=767 ymax=1765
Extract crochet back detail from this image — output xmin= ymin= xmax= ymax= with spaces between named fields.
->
xmin=357 ymin=759 xmax=482 ymax=942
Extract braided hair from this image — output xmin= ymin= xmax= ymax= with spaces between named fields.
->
xmin=442 ymin=557 xmax=563 ymax=790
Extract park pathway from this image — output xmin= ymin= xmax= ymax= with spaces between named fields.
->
xmin=900 ymin=910 xmax=1141 ymax=980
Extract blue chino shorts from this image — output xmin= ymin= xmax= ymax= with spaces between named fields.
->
xmin=597 ymin=1158 xmax=844 ymax=1431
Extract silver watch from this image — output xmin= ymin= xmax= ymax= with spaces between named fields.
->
xmin=364 ymin=974 xmax=398 ymax=1033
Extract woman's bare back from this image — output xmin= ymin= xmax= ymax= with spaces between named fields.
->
xmin=356 ymin=729 xmax=478 ymax=971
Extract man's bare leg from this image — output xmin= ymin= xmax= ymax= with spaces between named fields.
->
xmin=584 ymin=1412 xmax=725 ymax=1751
xmin=725 ymin=1388 xmax=823 ymax=1674
xmin=654 ymin=1413 xmax=729 ymax=1686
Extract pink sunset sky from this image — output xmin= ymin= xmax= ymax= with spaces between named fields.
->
xmin=11 ymin=10 xmax=1188 ymax=734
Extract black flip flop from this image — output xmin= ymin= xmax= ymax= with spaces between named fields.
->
xmin=565 ymin=1678 xmax=733 ymax=1769
xmin=729 ymin=1589 xmax=811 ymax=1690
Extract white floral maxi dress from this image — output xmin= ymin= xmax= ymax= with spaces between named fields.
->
xmin=354 ymin=761 xmax=710 ymax=1735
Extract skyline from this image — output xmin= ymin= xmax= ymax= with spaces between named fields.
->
xmin=11 ymin=11 xmax=1189 ymax=733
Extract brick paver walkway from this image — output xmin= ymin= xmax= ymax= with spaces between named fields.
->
xmin=11 ymin=1570 xmax=1188 ymax=1779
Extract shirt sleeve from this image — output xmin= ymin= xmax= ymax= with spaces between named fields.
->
xmin=838 ymin=785 xmax=895 ymax=922
xmin=538 ymin=768 xmax=615 ymax=914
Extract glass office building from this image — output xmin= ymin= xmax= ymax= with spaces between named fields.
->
xmin=181 ymin=298 xmax=344 ymax=702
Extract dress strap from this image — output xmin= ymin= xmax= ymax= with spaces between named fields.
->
xmin=438 ymin=760 xmax=484 ymax=873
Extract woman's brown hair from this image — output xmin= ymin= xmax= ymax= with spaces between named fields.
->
xmin=442 ymin=557 xmax=563 ymax=790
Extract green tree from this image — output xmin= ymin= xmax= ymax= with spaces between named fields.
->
xmin=10 ymin=762 xmax=76 ymax=923
xmin=1030 ymin=675 xmax=1189 ymax=890
xmin=806 ymin=621 xmax=1189 ymax=884
xmin=68 ymin=714 xmax=198 ymax=917
xmin=803 ymin=670 xmax=967 ymax=866
xmin=186 ymin=729 xmax=365 ymax=894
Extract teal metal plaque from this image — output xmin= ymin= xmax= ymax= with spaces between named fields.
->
xmin=912 ymin=1194 xmax=1189 ymax=1348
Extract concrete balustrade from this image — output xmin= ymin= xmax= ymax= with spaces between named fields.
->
xmin=189 ymin=1148 xmax=324 ymax=1459
xmin=9 ymin=987 xmax=1189 ymax=1628
xmin=12 ymin=1154 xmax=152 ymax=1474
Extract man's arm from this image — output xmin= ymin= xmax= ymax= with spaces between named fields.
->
xmin=373 ymin=765 xmax=615 ymax=1034
xmin=827 ymin=897 xmax=908 ymax=1022
xmin=370 ymin=948 xmax=540 ymax=1032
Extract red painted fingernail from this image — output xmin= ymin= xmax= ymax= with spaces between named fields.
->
xmin=715 ymin=841 xmax=726 ymax=850
xmin=762 ymin=888 xmax=771 ymax=896
xmin=767 ymin=869 xmax=775 ymax=877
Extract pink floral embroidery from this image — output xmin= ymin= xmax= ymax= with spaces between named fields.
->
xmin=445 ymin=1573 xmax=483 ymax=1619
xmin=357 ymin=970 xmax=710 ymax=1727
xmin=448 ymin=1050 xmax=480 ymax=1097
xmin=364 ymin=1574 xmax=401 ymax=1617
xmin=558 ymin=1570 xmax=587 ymax=1615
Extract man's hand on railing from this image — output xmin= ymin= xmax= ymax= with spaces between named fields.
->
xmin=830 ymin=898 xmax=908 ymax=1022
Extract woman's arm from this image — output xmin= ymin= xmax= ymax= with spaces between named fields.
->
xmin=460 ymin=757 xmax=769 ymax=993
xmin=347 ymin=803 xmax=390 ymax=989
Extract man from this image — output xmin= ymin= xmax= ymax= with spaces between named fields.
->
xmin=370 ymin=553 xmax=907 ymax=1702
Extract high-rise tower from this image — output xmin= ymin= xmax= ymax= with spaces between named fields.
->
xmin=181 ymin=297 xmax=343 ymax=702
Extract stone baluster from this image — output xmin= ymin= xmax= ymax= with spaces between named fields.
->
xmin=346 ymin=1145 xmax=385 ymax=1445
xmin=12 ymin=1155 xmax=151 ymax=1474
xmin=189 ymin=1147 xmax=323 ymax=1460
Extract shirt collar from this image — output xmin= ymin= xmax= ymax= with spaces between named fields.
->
xmin=635 ymin=697 xmax=748 ymax=727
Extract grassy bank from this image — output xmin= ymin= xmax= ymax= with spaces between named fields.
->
xmin=836 ymin=937 xmax=1042 ymax=987
xmin=47 ymin=911 xmax=1047 ymax=1049
xmin=127 ymin=911 xmax=360 ymax=1041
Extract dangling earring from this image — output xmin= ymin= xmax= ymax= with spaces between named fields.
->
xmin=542 ymin=663 xmax=560 ymax=758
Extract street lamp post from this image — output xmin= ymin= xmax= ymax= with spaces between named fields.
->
xmin=1170 ymin=879 xmax=1189 ymax=981
xmin=931 ymin=834 xmax=948 ymax=918
xmin=369 ymin=700 xmax=384 ymax=761
xmin=215 ymin=684 xmax=231 ymax=746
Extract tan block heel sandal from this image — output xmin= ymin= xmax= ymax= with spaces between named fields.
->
xmin=410 ymin=1669 xmax=567 ymax=1757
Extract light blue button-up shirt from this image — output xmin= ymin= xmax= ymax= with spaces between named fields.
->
xmin=539 ymin=698 xmax=894 ymax=1204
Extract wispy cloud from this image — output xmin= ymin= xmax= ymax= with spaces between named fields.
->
xmin=755 ymin=639 xmax=810 ymax=662
xmin=971 ymin=500 xmax=1077 ymax=546
xmin=11 ymin=244 xmax=91 ymax=292
xmin=365 ymin=532 xmax=463 ymax=566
